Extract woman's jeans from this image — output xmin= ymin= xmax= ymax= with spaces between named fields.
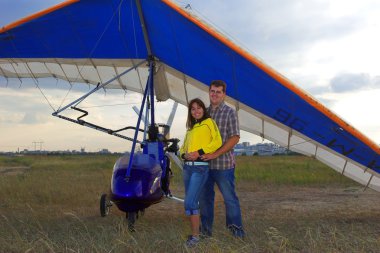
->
xmin=183 ymin=164 xmax=209 ymax=216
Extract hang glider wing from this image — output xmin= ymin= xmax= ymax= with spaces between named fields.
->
xmin=1 ymin=0 xmax=379 ymax=191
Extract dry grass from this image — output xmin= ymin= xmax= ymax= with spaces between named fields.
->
xmin=0 ymin=154 xmax=379 ymax=252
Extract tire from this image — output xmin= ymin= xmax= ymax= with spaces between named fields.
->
xmin=127 ymin=212 xmax=137 ymax=232
xmin=100 ymin=193 xmax=110 ymax=217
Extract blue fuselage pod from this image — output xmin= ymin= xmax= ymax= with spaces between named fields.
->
xmin=110 ymin=151 xmax=164 ymax=212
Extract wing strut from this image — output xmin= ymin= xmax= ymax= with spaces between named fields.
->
xmin=51 ymin=60 xmax=147 ymax=142
xmin=52 ymin=60 xmax=146 ymax=115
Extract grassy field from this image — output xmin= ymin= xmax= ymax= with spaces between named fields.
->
xmin=0 ymin=154 xmax=379 ymax=252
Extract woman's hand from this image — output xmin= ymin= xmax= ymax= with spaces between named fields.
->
xmin=185 ymin=151 xmax=200 ymax=161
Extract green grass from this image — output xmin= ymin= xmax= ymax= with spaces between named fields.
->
xmin=0 ymin=154 xmax=379 ymax=252
xmin=236 ymin=155 xmax=355 ymax=187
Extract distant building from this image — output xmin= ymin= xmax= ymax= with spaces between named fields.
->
xmin=0 ymin=147 xmax=119 ymax=156
xmin=234 ymin=142 xmax=288 ymax=156
xmin=242 ymin=142 xmax=250 ymax=147
xmin=99 ymin=148 xmax=111 ymax=154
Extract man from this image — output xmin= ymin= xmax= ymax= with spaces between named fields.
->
xmin=199 ymin=79 xmax=245 ymax=238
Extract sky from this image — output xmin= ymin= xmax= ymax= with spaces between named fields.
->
xmin=0 ymin=0 xmax=380 ymax=152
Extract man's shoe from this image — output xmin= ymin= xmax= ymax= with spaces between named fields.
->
xmin=199 ymin=226 xmax=212 ymax=238
xmin=228 ymin=225 xmax=245 ymax=238
xmin=185 ymin=235 xmax=200 ymax=248
xmin=199 ymin=233 xmax=211 ymax=239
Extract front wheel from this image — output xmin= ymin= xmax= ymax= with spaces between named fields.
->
xmin=100 ymin=193 xmax=111 ymax=217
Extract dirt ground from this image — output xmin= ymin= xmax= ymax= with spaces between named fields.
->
xmin=0 ymin=166 xmax=30 ymax=176
xmin=238 ymin=186 xmax=380 ymax=215
xmin=156 ymin=184 xmax=380 ymax=221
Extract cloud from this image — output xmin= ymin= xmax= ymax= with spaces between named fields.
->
xmin=373 ymin=76 xmax=380 ymax=87
xmin=0 ymin=111 xmax=23 ymax=124
xmin=191 ymin=0 xmax=365 ymax=67
xmin=329 ymin=73 xmax=380 ymax=92
xmin=305 ymin=73 xmax=380 ymax=96
xmin=306 ymin=85 xmax=332 ymax=96
xmin=20 ymin=112 xmax=40 ymax=124
xmin=315 ymin=97 xmax=336 ymax=108
xmin=188 ymin=0 xmax=378 ymax=101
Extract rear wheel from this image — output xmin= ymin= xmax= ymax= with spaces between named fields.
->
xmin=100 ymin=193 xmax=111 ymax=217
xmin=127 ymin=212 xmax=137 ymax=232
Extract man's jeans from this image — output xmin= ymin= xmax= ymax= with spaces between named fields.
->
xmin=199 ymin=168 xmax=244 ymax=237
xmin=183 ymin=164 xmax=209 ymax=216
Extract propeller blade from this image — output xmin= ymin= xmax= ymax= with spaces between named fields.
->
xmin=166 ymin=101 xmax=178 ymax=127
xmin=132 ymin=106 xmax=150 ymax=126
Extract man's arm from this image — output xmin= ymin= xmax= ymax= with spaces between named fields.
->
xmin=201 ymin=135 xmax=239 ymax=161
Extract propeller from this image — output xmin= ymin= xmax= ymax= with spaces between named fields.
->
xmin=132 ymin=106 xmax=150 ymax=126
xmin=166 ymin=101 xmax=178 ymax=128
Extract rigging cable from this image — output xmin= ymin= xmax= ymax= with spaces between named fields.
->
xmin=52 ymin=0 xmax=128 ymax=110
xmin=6 ymin=32 xmax=57 ymax=111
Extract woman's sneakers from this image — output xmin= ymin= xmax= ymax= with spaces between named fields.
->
xmin=185 ymin=235 xmax=200 ymax=248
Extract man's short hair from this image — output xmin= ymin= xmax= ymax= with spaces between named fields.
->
xmin=210 ymin=80 xmax=226 ymax=93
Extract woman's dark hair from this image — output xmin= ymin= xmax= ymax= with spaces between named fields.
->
xmin=186 ymin=98 xmax=210 ymax=130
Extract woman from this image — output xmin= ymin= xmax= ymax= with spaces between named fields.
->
xmin=180 ymin=98 xmax=222 ymax=247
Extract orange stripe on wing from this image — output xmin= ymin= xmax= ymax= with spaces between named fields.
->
xmin=162 ymin=0 xmax=380 ymax=155
xmin=0 ymin=0 xmax=80 ymax=34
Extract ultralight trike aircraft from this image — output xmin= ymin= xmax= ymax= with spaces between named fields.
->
xmin=1 ymin=0 xmax=380 ymax=231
